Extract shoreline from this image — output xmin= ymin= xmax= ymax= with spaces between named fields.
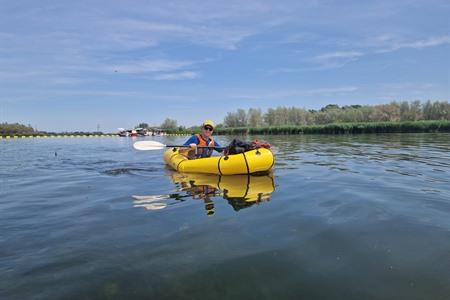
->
xmin=2 ymin=120 xmax=450 ymax=138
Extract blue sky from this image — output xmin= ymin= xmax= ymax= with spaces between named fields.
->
xmin=1 ymin=0 xmax=449 ymax=132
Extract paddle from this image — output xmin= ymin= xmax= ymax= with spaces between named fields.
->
xmin=133 ymin=140 xmax=224 ymax=151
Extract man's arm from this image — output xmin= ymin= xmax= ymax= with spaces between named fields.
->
xmin=214 ymin=140 xmax=222 ymax=152
xmin=183 ymin=135 xmax=198 ymax=146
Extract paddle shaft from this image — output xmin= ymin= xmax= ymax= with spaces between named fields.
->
xmin=132 ymin=141 xmax=225 ymax=151
xmin=167 ymin=145 xmax=225 ymax=150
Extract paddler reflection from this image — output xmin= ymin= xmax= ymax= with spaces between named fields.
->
xmin=132 ymin=172 xmax=275 ymax=216
xmin=174 ymin=172 xmax=276 ymax=215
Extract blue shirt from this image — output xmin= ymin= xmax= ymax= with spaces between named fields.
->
xmin=183 ymin=135 xmax=222 ymax=158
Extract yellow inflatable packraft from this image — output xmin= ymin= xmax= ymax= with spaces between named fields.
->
xmin=163 ymin=147 xmax=274 ymax=175
xmin=170 ymin=172 xmax=275 ymax=202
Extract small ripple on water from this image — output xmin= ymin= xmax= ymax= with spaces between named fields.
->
xmin=421 ymin=189 xmax=441 ymax=194
xmin=102 ymin=167 xmax=159 ymax=176
xmin=385 ymin=168 xmax=421 ymax=177
xmin=91 ymin=159 xmax=118 ymax=165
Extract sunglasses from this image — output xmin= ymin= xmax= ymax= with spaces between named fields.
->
xmin=203 ymin=126 xmax=214 ymax=131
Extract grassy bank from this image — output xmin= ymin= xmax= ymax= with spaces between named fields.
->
xmin=200 ymin=120 xmax=450 ymax=135
xmin=1 ymin=134 xmax=117 ymax=138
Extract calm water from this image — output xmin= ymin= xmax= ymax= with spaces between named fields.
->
xmin=1 ymin=134 xmax=450 ymax=300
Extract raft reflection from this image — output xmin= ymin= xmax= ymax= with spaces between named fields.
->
xmin=133 ymin=173 xmax=275 ymax=216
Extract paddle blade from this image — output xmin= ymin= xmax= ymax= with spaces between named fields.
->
xmin=133 ymin=141 xmax=166 ymax=150
xmin=134 ymin=203 xmax=167 ymax=210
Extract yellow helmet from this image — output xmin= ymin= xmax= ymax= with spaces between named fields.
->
xmin=202 ymin=119 xmax=216 ymax=128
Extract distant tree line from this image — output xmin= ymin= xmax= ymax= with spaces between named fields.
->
xmin=223 ymin=101 xmax=450 ymax=127
xmin=0 ymin=123 xmax=106 ymax=136
xmin=216 ymin=120 xmax=450 ymax=135
xmin=135 ymin=118 xmax=186 ymax=132
xmin=134 ymin=118 xmax=189 ymax=133
xmin=0 ymin=123 xmax=35 ymax=135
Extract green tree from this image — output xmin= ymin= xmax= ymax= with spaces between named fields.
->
xmin=423 ymin=101 xmax=450 ymax=120
xmin=224 ymin=109 xmax=248 ymax=127
xmin=247 ymin=108 xmax=264 ymax=127
xmin=320 ymin=104 xmax=340 ymax=112
xmin=373 ymin=102 xmax=401 ymax=121
xmin=410 ymin=100 xmax=422 ymax=121
xmin=160 ymin=118 xmax=178 ymax=130
xmin=224 ymin=112 xmax=239 ymax=127
xmin=423 ymin=100 xmax=433 ymax=120
xmin=236 ymin=109 xmax=247 ymax=126
xmin=264 ymin=108 xmax=276 ymax=126
xmin=136 ymin=123 xmax=149 ymax=129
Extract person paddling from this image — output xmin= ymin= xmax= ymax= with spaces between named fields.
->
xmin=182 ymin=120 xmax=222 ymax=159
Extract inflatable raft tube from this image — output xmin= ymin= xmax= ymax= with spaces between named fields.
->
xmin=163 ymin=147 xmax=274 ymax=175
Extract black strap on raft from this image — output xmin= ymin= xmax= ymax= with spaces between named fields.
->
xmin=217 ymin=156 xmax=223 ymax=175
xmin=242 ymin=152 xmax=250 ymax=174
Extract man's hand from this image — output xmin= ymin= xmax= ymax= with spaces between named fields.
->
xmin=189 ymin=143 xmax=197 ymax=148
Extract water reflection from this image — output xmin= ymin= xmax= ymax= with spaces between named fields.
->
xmin=133 ymin=172 xmax=276 ymax=216
xmin=270 ymin=133 xmax=450 ymax=179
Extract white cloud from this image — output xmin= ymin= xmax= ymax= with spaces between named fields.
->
xmin=115 ymin=0 xmax=292 ymax=23
xmin=0 ymin=57 xmax=203 ymax=84
xmin=230 ymin=86 xmax=359 ymax=100
xmin=0 ymin=71 xmax=54 ymax=81
xmin=304 ymin=86 xmax=359 ymax=95
xmin=372 ymin=82 xmax=443 ymax=101
xmin=314 ymin=51 xmax=364 ymax=61
xmin=376 ymin=35 xmax=450 ymax=53
xmin=307 ymin=51 xmax=364 ymax=69
xmin=109 ymin=20 xmax=190 ymax=34
xmin=299 ymin=35 xmax=449 ymax=70
xmin=105 ymin=18 xmax=254 ymax=50
xmin=370 ymin=35 xmax=450 ymax=53
xmin=266 ymin=67 xmax=304 ymax=75
xmin=152 ymin=71 xmax=199 ymax=80
xmin=0 ymin=32 xmax=15 ymax=41
xmin=106 ymin=59 xmax=195 ymax=74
